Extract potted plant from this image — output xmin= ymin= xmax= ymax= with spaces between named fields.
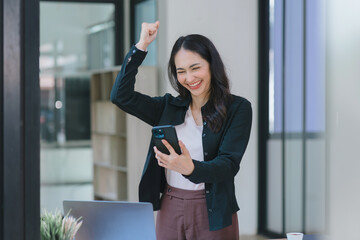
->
xmin=40 ymin=209 xmax=83 ymax=240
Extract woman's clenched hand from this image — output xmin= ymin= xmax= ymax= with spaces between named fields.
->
xmin=135 ymin=21 xmax=160 ymax=51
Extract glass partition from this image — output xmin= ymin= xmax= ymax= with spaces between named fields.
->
xmin=265 ymin=0 xmax=326 ymax=236
xmin=40 ymin=2 xmax=116 ymax=212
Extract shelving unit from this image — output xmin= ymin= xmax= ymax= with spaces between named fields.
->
xmin=90 ymin=66 xmax=157 ymax=201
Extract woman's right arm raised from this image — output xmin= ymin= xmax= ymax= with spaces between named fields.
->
xmin=110 ymin=21 xmax=163 ymax=126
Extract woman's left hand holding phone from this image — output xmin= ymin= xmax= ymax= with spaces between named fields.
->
xmin=135 ymin=21 xmax=160 ymax=51
xmin=154 ymin=140 xmax=195 ymax=176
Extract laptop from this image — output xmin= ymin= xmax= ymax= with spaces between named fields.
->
xmin=63 ymin=200 xmax=156 ymax=240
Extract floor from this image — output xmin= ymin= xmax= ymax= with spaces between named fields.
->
xmin=240 ymin=235 xmax=267 ymax=240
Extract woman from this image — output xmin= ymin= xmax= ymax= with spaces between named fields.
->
xmin=110 ymin=21 xmax=252 ymax=240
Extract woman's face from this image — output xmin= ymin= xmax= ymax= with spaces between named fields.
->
xmin=174 ymin=48 xmax=211 ymax=101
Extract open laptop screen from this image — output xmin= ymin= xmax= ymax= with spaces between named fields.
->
xmin=63 ymin=200 xmax=156 ymax=240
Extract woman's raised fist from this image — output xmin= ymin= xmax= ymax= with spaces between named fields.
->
xmin=136 ymin=21 xmax=160 ymax=51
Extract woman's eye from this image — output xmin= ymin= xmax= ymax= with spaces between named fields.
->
xmin=177 ymin=71 xmax=185 ymax=74
xmin=192 ymin=67 xmax=200 ymax=71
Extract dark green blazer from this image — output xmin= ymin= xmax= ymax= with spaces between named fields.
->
xmin=110 ymin=46 xmax=252 ymax=231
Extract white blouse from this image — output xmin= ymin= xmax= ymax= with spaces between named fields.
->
xmin=165 ymin=107 xmax=205 ymax=190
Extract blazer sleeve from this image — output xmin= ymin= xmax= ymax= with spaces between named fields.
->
xmin=184 ymin=99 xmax=252 ymax=183
xmin=110 ymin=46 xmax=165 ymax=126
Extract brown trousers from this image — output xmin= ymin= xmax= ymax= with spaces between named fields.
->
xmin=156 ymin=184 xmax=239 ymax=240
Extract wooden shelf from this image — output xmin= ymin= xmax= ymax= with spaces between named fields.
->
xmin=92 ymin=101 xmax=126 ymax=135
xmin=90 ymin=66 xmax=158 ymax=202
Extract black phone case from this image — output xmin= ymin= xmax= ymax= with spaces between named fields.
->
xmin=152 ymin=125 xmax=181 ymax=155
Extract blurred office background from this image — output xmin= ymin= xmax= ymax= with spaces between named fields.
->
xmin=1 ymin=0 xmax=360 ymax=239
xmin=39 ymin=0 xmax=158 ymax=210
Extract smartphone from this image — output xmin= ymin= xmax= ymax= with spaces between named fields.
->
xmin=152 ymin=125 xmax=181 ymax=155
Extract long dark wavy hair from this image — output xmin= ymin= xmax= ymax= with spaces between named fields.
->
xmin=168 ymin=34 xmax=232 ymax=133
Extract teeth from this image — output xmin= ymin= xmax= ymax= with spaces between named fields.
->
xmin=189 ymin=81 xmax=201 ymax=87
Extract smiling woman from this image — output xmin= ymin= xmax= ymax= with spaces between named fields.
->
xmin=110 ymin=21 xmax=252 ymax=240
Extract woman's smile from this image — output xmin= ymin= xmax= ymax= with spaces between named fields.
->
xmin=188 ymin=80 xmax=202 ymax=89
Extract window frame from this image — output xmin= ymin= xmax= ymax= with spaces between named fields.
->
xmin=259 ymin=0 xmax=326 ymax=237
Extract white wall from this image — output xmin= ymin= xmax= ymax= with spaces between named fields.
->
xmin=157 ymin=0 xmax=258 ymax=235
xmin=326 ymin=0 xmax=360 ymax=239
